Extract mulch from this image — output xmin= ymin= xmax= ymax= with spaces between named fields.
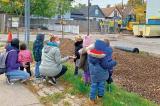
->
xmin=60 ymin=38 xmax=160 ymax=104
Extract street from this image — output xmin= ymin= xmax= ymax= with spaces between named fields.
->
xmin=1 ymin=33 xmax=160 ymax=56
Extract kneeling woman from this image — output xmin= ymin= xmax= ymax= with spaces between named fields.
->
xmin=6 ymin=38 xmax=30 ymax=84
xmin=40 ymin=35 xmax=74 ymax=84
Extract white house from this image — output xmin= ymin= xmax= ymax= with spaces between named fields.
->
xmin=101 ymin=6 xmax=122 ymax=20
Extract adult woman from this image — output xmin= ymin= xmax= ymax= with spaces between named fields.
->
xmin=40 ymin=35 xmax=74 ymax=84
xmin=6 ymin=38 xmax=30 ymax=84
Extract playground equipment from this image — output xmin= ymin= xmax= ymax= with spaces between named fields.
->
xmin=133 ymin=0 xmax=160 ymax=37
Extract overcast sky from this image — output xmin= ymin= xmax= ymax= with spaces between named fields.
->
xmin=73 ymin=0 xmax=128 ymax=8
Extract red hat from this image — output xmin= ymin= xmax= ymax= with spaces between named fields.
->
xmin=87 ymin=49 xmax=106 ymax=58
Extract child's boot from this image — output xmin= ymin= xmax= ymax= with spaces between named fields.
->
xmin=89 ymin=99 xmax=96 ymax=105
xmin=74 ymin=66 xmax=78 ymax=76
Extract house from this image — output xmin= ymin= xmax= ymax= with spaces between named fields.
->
xmin=70 ymin=9 xmax=86 ymax=20
xmin=77 ymin=5 xmax=106 ymax=21
xmin=53 ymin=5 xmax=105 ymax=21
xmin=101 ymin=6 xmax=122 ymax=20
xmin=121 ymin=6 xmax=135 ymax=19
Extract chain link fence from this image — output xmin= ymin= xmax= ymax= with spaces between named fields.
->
xmin=0 ymin=14 xmax=121 ymax=35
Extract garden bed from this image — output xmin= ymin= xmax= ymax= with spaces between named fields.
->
xmin=60 ymin=38 xmax=160 ymax=104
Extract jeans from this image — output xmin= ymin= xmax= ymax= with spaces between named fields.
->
xmin=6 ymin=70 xmax=30 ymax=80
xmin=54 ymin=65 xmax=67 ymax=79
xmin=35 ymin=61 xmax=41 ymax=78
xmin=20 ymin=62 xmax=32 ymax=76
xmin=90 ymin=81 xmax=105 ymax=100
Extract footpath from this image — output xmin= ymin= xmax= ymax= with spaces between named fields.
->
xmin=0 ymin=75 xmax=42 ymax=106
xmin=0 ymin=46 xmax=42 ymax=106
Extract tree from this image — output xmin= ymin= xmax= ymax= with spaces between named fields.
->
xmin=127 ymin=0 xmax=144 ymax=6
xmin=127 ymin=0 xmax=146 ymax=23
xmin=73 ymin=3 xmax=87 ymax=10
xmin=0 ymin=0 xmax=24 ymax=16
xmin=0 ymin=0 xmax=73 ymax=17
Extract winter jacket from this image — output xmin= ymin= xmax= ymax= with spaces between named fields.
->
xmin=88 ymin=40 xmax=117 ymax=83
xmin=18 ymin=50 xmax=33 ymax=63
xmin=74 ymin=41 xmax=83 ymax=60
xmin=79 ymin=52 xmax=88 ymax=71
xmin=88 ymin=49 xmax=109 ymax=83
xmin=40 ymin=42 xmax=69 ymax=77
xmin=33 ymin=34 xmax=44 ymax=62
xmin=6 ymin=46 xmax=20 ymax=72
xmin=94 ymin=40 xmax=117 ymax=70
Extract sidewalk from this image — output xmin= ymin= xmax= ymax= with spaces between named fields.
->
xmin=0 ymin=75 xmax=42 ymax=106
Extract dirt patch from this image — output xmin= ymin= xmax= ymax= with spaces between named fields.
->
xmin=60 ymin=39 xmax=75 ymax=57
xmin=113 ymin=50 xmax=160 ymax=104
xmin=60 ymin=38 xmax=160 ymax=104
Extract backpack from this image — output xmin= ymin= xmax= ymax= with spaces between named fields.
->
xmin=0 ymin=50 xmax=15 ymax=75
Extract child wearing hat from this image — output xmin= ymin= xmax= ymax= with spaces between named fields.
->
xmin=87 ymin=39 xmax=117 ymax=104
xmin=74 ymin=35 xmax=83 ymax=75
xmin=79 ymin=35 xmax=92 ymax=85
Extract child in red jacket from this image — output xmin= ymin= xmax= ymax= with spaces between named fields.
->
xmin=18 ymin=43 xmax=33 ymax=76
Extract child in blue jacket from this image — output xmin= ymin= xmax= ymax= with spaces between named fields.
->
xmin=96 ymin=39 xmax=115 ymax=84
xmin=87 ymin=39 xmax=117 ymax=104
xmin=33 ymin=34 xmax=45 ymax=78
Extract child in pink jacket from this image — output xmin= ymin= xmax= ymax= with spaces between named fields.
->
xmin=18 ymin=43 xmax=33 ymax=77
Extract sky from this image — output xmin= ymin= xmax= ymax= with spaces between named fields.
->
xmin=73 ymin=0 xmax=128 ymax=8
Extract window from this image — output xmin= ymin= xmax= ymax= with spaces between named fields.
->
xmin=114 ymin=10 xmax=117 ymax=17
xmin=95 ymin=9 xmax=99 ymax=16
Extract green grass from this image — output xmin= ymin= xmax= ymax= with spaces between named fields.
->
xmin=62 ymin=63 xmax=158 ymax=106
xmin=0 ymin=44 xmax=4 ymax=48
xmin=40 ymin=92 xmax=65 ymax=105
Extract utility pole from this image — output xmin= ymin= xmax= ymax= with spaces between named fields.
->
xmin=122 ymin=0 xmax=124 ymax=21
xmin=25 ymin=0 xmax=30 ymax=47
xmin=87 ymin=0 xmax=90 ymax=36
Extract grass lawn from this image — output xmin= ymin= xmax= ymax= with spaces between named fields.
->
xmin=62 ymin=63 xmax=157 ymax=106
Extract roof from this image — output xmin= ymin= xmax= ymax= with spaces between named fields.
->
xmin=70 ymin=9 xmax=86 ymax=20
xmin=116 ymin=6 xmax=123 ymax=16
xmin=71 ymin=9 xmax=83 ymax=15
xmin=122 ymin=6 xmax=135 ymax=17
xmin=102 ymin=6 xmax=134 ymax=18
xmin=78 ymin=5 xmax=105 ymax=18
xmin=101 ymin=7 xmax=115 ymax=17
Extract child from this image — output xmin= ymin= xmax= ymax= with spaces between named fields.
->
xmin=87 ymin=39 xmax=117 ymax=104
xmin=33 ymin=34 xmax=45 ymax=78
xmin=82 ymin=39 xmax=116 ymax=84
xmin=18 ymin=43 xmax=33 ymax=76
xmin=5 ymin=32 xmax=12 ymax=52
xmin=79 ymin=35 xmax=92 ymax=85
xmin=74 ymin=35 xmax=83 ymax=75
xmin=103 ymin=39 xmax=115 ymax=84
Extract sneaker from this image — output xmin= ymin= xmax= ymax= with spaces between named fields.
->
xmin=49 ymin=77 xmax=56 ymax=85
xmin=6 ymin=77 xmax=14 ymax=85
